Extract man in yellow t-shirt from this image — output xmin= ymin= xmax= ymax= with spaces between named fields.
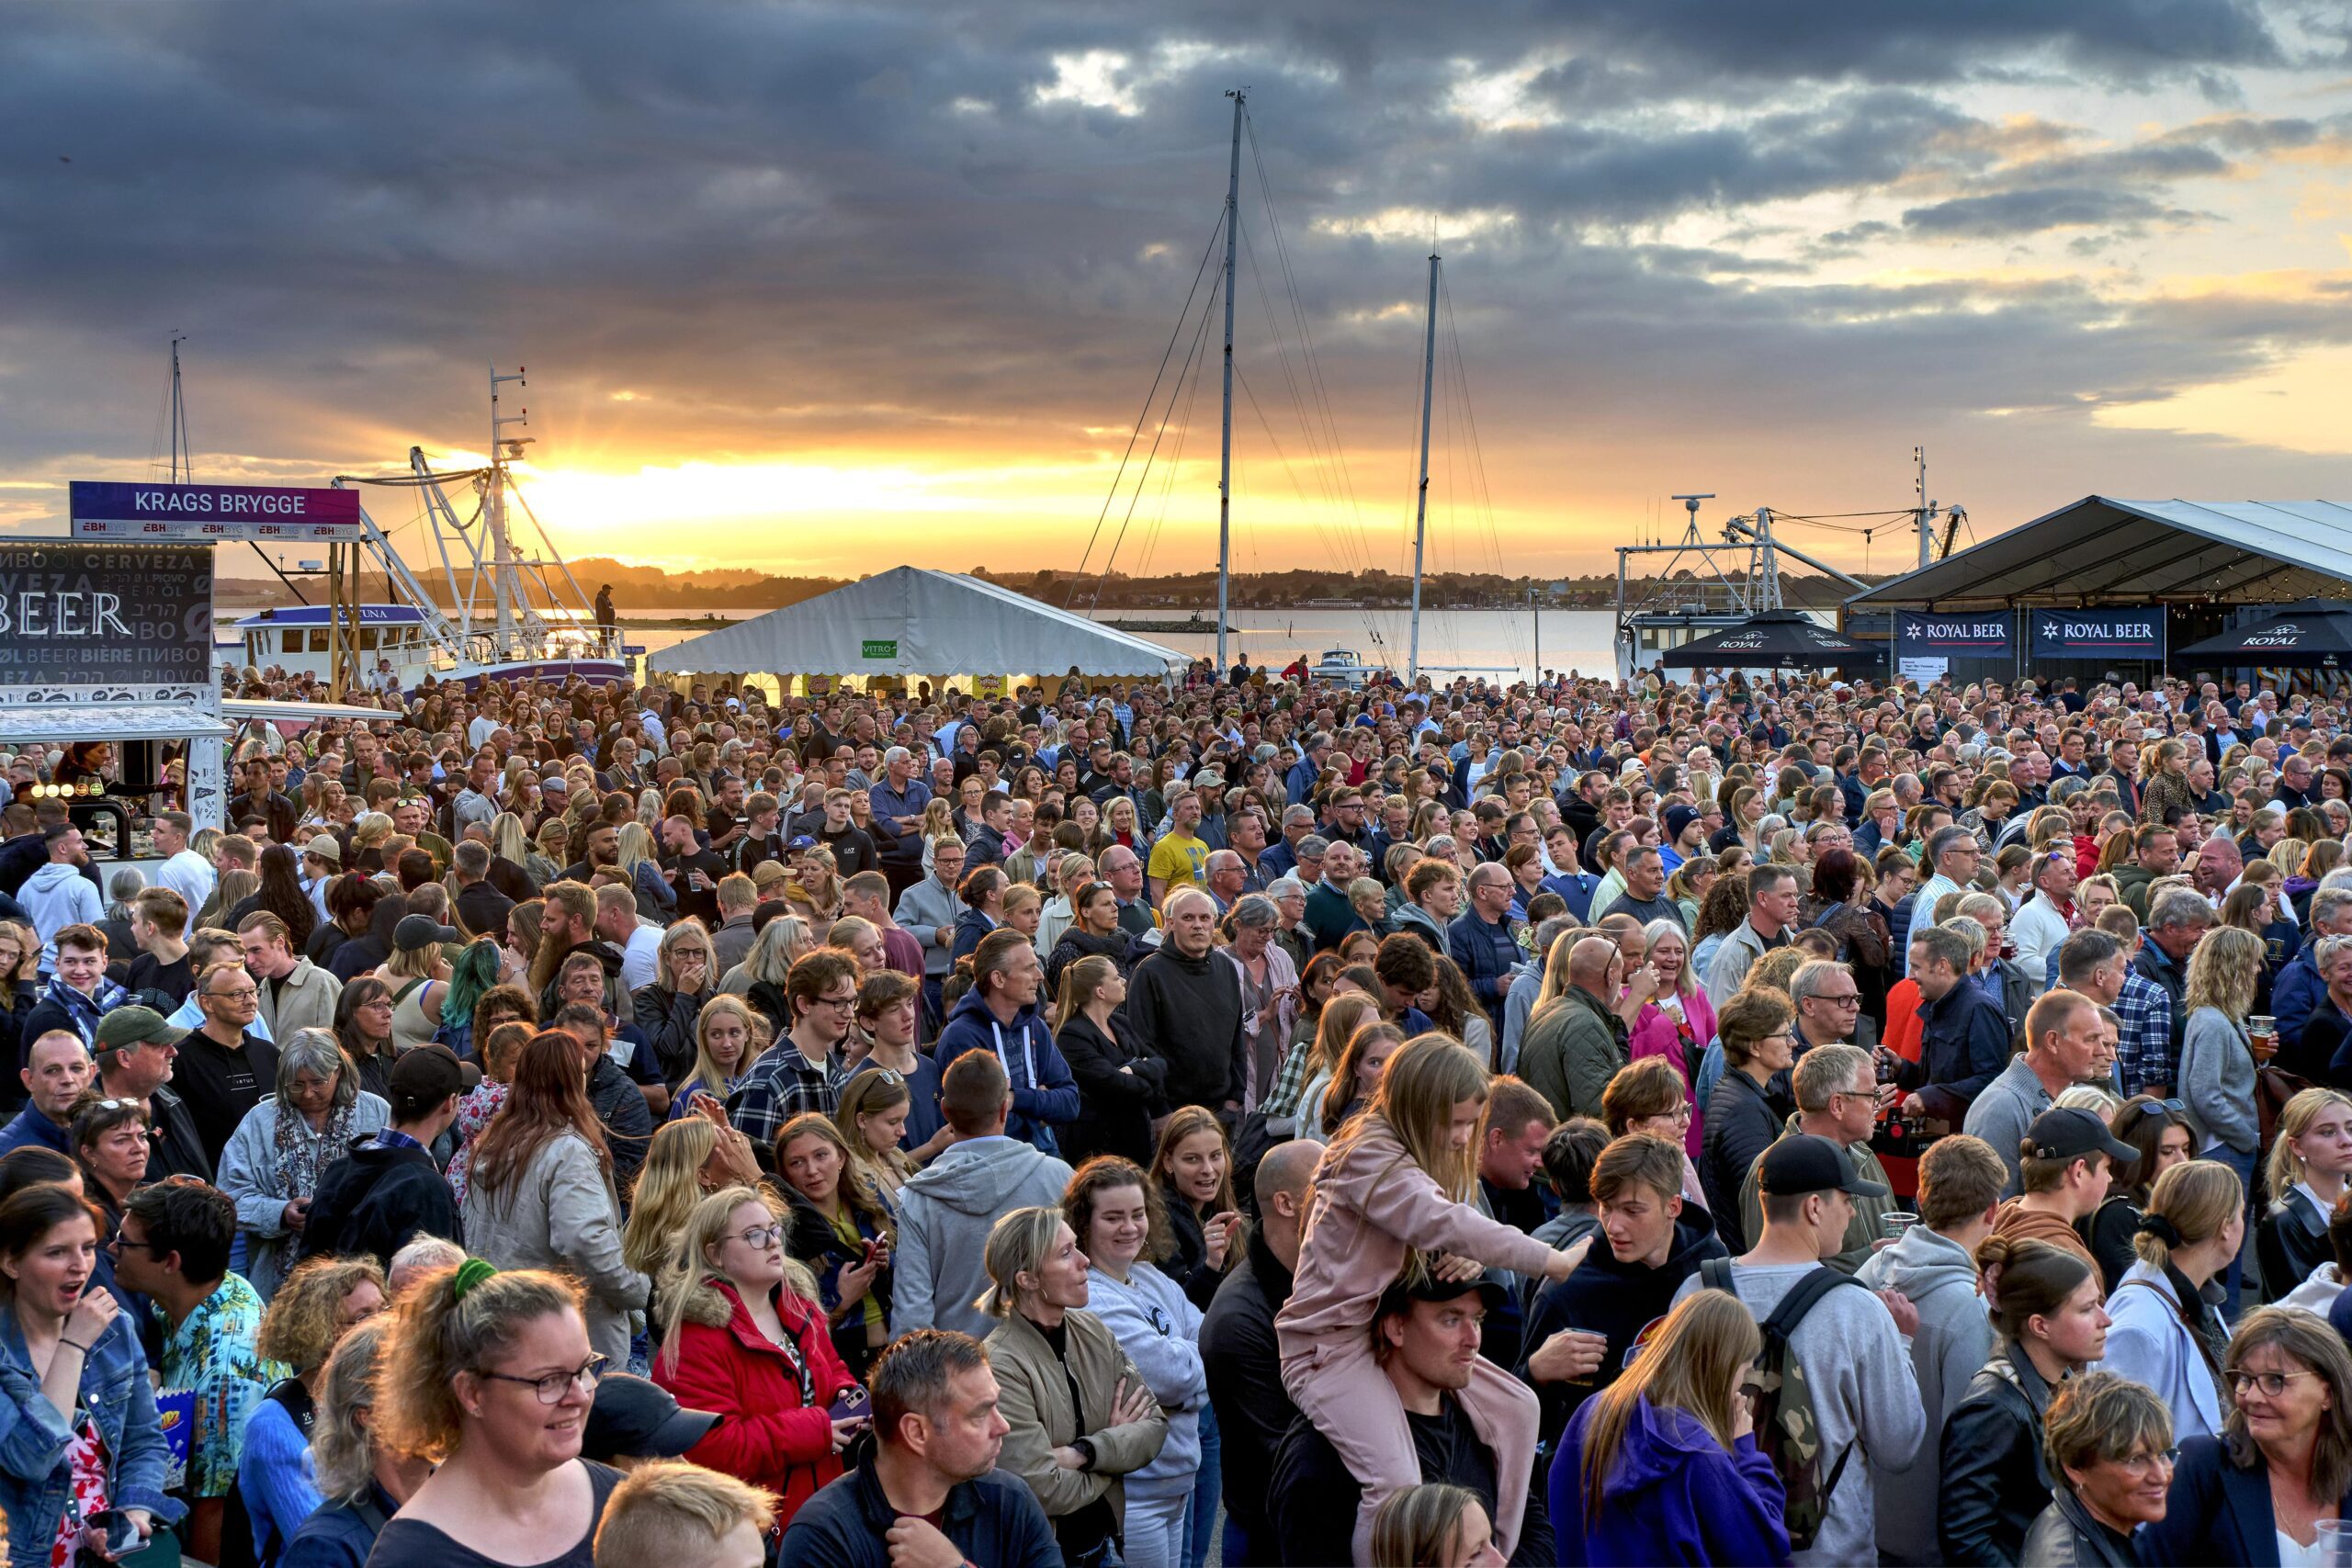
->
xmin=1148 ymin=787 xmax=1210 ymax=906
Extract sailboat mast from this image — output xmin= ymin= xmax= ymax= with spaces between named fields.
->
xmin=490 ymin=364 xmax=529 ymax=657
xmin=1408 ymin=252 xmax=1438 ymax=685
xmin=168 ymin=333 xmax=191 ymax=482
xmin=1216 ymin=88 xmax=1244 ymax=673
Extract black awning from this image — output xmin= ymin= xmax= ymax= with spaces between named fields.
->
xmin=1653 ymin=610 xmax=1882 ymax=669
xmin=2175 ymin=602 xmax=2352 ymax=668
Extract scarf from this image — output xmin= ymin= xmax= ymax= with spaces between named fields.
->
xmin=42 ymin=975 xmax=126 ymax=1049
xmin=272 ymin=1099 xmax=360 ymax=1202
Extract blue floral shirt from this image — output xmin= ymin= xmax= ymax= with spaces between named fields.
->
xmin=155 ymin=1273 xmax=288 ymax=1499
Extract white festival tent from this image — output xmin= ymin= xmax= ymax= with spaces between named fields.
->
xmin=647 ymin=567 xmax=1186 ymax=682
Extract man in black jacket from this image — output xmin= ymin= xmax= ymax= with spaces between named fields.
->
xmin=1271 ymin=1272 xmax=1555 ymax=1566
xmin=94 ymin=1007 xmax=210 ymax=1181
xmin=782 ymin=1329 xmax=1059 ymax=1568
xmin=1125 ymin=887 xmax=1245 ymax=1118
xmin=1201 ymin=1140 xmax=1317 ymax=1567
xmin=300 ymin=1043 xmax=473 ymax=1270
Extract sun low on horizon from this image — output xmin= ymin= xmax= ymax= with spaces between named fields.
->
xmin=3 ymin=4 xmax=2350 ymax=582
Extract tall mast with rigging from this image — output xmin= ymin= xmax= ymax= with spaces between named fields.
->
xmin=1216 ymin=88 xmax=1244 ymax=674
xmin=1408 ymin=251 xmax=1438 ymax=685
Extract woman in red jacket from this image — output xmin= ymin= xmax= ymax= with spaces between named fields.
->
xmin=651 ymin=1185 xmax=863 ymax=1533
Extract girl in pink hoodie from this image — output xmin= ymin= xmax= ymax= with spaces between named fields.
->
xmin=1274 ymin=1035 xmax=1589 ymax=1563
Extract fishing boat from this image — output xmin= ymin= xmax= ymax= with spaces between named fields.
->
xmin=218 ymin=365 xmax=629 ymax=693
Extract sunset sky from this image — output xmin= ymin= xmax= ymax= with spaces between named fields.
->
xmin=5 ymin=1 xmax=2351 ymax=582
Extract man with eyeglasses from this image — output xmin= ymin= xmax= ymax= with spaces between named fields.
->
xmin=176 ymin=957 xmax=282 ymax=1175
xmin=0 ymin=1028 xmax=92 ymax=1157
xmin=1791 ymin=957 xmax=1866 ymax=1062
xmin=894 ymin=836 xmax=967 ymax=1037
xmin=109 ymin=1178 xmax=284 ymax=1568
xmin=94 ymin=1004 xmax=211 ymax=1181
xmin=1737 ymin=1043 xmax=1898 ymax=1275
xmin=726 ymin=949 xmax=861 ymax=1148
xmin=2011 ymin=848 xmax=2080 ymax=997
xmin=1901 ymin=825 xmax=1984 ymax=977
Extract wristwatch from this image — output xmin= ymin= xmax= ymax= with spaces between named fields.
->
xmin=1070 ymin=1438 xmax=1098 ymax=1472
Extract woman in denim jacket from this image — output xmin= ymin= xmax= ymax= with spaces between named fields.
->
xmin=0 ymin=1184 xmax=182 ymax=1567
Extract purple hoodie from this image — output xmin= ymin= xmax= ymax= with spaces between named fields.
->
xmin=1549 ymin=1394 xmax=1790 ymax=1567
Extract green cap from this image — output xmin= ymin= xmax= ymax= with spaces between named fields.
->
xmin=95 ymin=1006 xmax=186 ymax=1051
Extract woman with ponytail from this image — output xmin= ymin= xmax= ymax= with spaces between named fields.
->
xmin=2101 ymin=1158 xmax=2243 ymax=1446
xmin=1547 ymin=1288 xmax=1787 ymax=1566
xmin=364 ymin=1263 xmax=619 ymax=1568
xmin=1939 ymin=1236 xmax=2111 ymax=1563
xmin=1055 ymin=953 xmax=1163 ymax=1168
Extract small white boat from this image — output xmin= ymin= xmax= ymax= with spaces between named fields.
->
xmin=1313 ymin=647 xmax=1379 ymax=688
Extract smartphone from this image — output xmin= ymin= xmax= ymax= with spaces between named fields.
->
xmin=827 ymin=1382 xmax=872 ymax=1425
xmin=861 ymin=1237 xmax=882 ymax=1267
xmin=85 ymin=1511 xmax=145 ymax=1561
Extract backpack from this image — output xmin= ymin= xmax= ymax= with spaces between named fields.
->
xmin=1700 ymin=1258 xmax=1861 ymax=1551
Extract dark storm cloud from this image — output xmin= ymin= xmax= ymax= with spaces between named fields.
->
xmin=0 ymin=0 xmax=2338 ymax=549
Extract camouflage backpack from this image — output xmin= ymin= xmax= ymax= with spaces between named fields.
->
xmin=1700 ymin=1258 xmax=1862 ymax=1552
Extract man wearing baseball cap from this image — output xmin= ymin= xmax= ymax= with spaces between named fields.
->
xmin=582 ymin=1374 xmax=723 ymax=1469
xmin=1672 ymin=1135 xmax=1925 ymax=1565
xmin=1270 ymin=1269 xmax=1550 ymax=1565
xmin=1984 ymin=1107 xmax=2136 ymax=1269
xmin=299 ymin=1043 xmax=477 ymax=1271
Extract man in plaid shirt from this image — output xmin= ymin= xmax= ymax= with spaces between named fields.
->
xmin=726 ymin=948 xmax=861 ymax=1146
xmin=2056 ymin=927 xmax=2176 ymax=1096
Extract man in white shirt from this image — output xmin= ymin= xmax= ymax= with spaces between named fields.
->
xmin=152 ymin=810 xmax=217 ymax=914
xmin=2009 ymin=848 xmax=2078 ymax=995
xmin=596 ymin=881 xmax=662 ymax=993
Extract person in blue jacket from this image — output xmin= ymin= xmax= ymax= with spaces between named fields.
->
xmin=933 ymin=929 xmax=1078 ymax=1156
xmin=1548 ymin=1286 xmax=1788 ymax=1568
xmin=0 ymin=1184 xmax=184 ymax=1568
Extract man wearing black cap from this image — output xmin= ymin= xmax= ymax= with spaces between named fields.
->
xmin=299 ymin=1043 xmax=475 ymax=1271
xmin=1984 ymin=1106 xmax=2136 ymax=1270
xmin=581 ymin=1373 xmax=722 ymax=1470
xmin=1270 ymin=1271 xmax=1553 ymax=1566
xmin=1674 ymin=1135 xmax=1925 ymax=1565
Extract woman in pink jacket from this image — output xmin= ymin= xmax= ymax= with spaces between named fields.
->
xmin=1623 ymin=919 xmax=1713 ymax=1160
xmin=1273 ymin=1034 xmax=1590 ymax=1563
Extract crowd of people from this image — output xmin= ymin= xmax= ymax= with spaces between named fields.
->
xmin=0 ymin=652 xmax=2349 ymax=1565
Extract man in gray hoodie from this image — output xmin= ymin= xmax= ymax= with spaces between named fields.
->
xmin=1856 ymin=1133 xmax=2005 ymax=1566
xmin=893 ymin=1049 xmax=1073 ymax=1340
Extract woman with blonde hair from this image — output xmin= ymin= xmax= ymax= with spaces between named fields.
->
xmin=1368 ymin=1484 xmax=1504 ymax=1568
xmin=1311 ymin=1019 xmax=1408 ymax=1144
xmin=631 ymin=921 xmax=717 ymax=1087
xmin=622 ymin=1114 xmax=760 ymax=1284
xmin=2258 ymin=1086 xmax=2352 ymax=1303
xmin=784 ymin=844 xmax=842 ymax=934
xmin=734 ymin=916 xmax=812 ymax=1038
xmin=1263 ymin=989 xmax=1380 ymax=1139
xmin=1549 ymin=1288 xmax=1785 ymax=1564
xmin=2179 ymin=921 xmax=2264 ymax=1311
xmin=650 ymin=1185 xmax=854 ymax=1536
xmin=668 ymin=994 xmax=760 ymax=1118
xmin=241 ymin=1255 xmax=390 ymax=1562
xmin=1281 ymin=1036 xmax=1586 ymax=1562
xmin=832 ymin=1067 xmax=920 ymax=1204
xmin=610 ymin=821 xmax=676 ymax=922
xmin=2101 ymin=1158 xmax=2243 ymax=1445
xmin=279 ymin=1317 xmax=422 ymax=1568
xmin=978 ymin=1205 xmax=1167 ymax=1567
xmin=363 ymin=1266 xmax=619 ymax=1568
xmin=773 ymin=1112 xmax=896 ymax=1382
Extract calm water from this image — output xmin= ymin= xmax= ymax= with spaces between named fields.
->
xmin=221 ymin=604 xmax=1624 ymax=682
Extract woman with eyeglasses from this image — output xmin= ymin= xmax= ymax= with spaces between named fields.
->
xmin=363 ymin=1263 xmax=621 ymax=1568
xmin=1699 ymin=990 xmax=1796 ymax=1254
xmin=2138 ymin=1306 xmax=2352 ymax=1567
xmin=2088 ymin=1095 xmax=2197 ymax=1293
xmin=651 ymin=1185 xmax=857 ymax=1539
xmin=1046 ymin=879 xmax=1129 ymax=998
xmin=0 ymin=1182 xmax=181 ymax=1568
xmin=2021 ymin=1370 xmax=2174 ymax=1565
xmin=461 ymin=1032 xmax=651 ymax=1368
xmin=631 ymin=924 xmax=718 ymax=1090
xmin=1600 ymin=1058 xmax=1708 ymax=1206
xmin=218 ymin=1028 xmax=390 ymax=1302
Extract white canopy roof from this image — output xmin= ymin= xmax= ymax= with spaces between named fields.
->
xmin=0 ymin=705 xmax=233 ymax=744
xmin=1847 ymin=496 xmax=2352 ymax=610
xmin=649 ymin=567 xmax=1185 ymax=679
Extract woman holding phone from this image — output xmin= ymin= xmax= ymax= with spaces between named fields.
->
xmin=0 ymin=1183 xmax=183 ymax=1568
xmin=651 ymin=1185 xmax=860 ymax=1540
xmin=772 ymin=1113 xmax=895 ymax=1382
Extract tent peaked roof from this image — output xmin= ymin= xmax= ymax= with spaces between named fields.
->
xmin=1844 ymin=497 xmax=2352 ymax=609
xmin=647 ymin=567 xmax=1185 ymax=678
xmin=1654 ymin=609 xmax=1880 ymax=669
